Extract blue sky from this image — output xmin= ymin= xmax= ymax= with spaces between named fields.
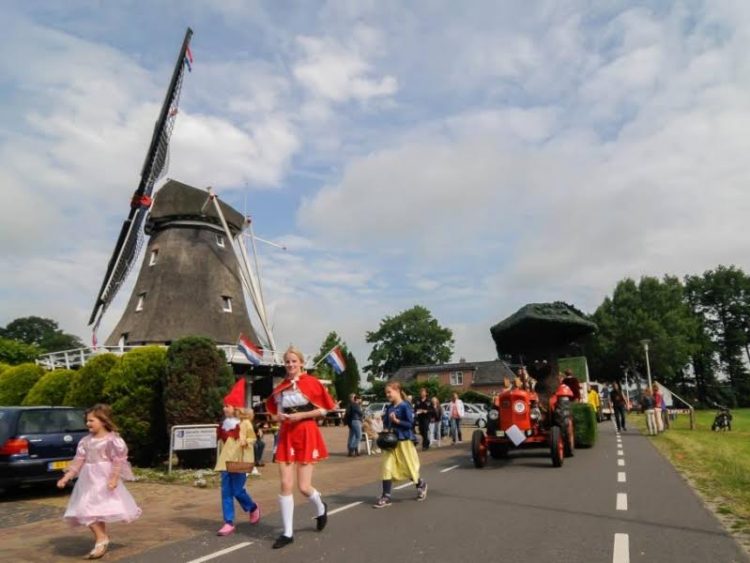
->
xmin=2 ymin=1 xmax=750 ymax=371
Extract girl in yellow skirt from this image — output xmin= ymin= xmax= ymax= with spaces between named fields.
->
xmin=373 ymin=381 xmax=427 ymax=508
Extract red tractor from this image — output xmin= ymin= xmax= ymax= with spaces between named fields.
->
xmin=471 ymin=383 xmax=575 ymax=468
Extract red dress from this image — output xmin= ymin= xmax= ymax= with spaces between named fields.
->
xmin=266 ymin=373 xmax=336 ymax=464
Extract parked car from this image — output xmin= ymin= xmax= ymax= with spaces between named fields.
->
xmin=363 ymin=402 xmax=388 ymax=418
xmin=0 ymin=406 xmax=88 ymax=490
xmin=442 ymin=402 xmax=488 ymax=428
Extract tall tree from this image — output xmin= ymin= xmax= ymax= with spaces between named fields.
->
xmin=1 ymin=316 xmax=83 ymax=352
xmin=685 ymin=266 xmax=750 ymax=406
xmin=365 ymin=305 xmax=453 ymax=379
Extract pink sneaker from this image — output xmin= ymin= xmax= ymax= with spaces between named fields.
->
xmin=249 ymin=506 xmax=261 ymax=525
xmin=217 ymin=523 xmax=235 ymax=536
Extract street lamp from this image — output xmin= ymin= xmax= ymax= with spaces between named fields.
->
xmin=640 ymin=339 xmax=653 ymax=390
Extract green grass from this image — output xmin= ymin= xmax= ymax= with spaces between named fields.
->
xmin=636 ymin=408 xmax=750 ymax=533
xmin=132 ymin=467 xmax=222 ymax=488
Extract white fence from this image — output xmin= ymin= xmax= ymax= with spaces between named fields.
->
xmin=36 ymin=344 xmax=287 ymax=370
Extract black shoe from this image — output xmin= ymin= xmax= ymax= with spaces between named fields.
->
xmin=316 ymin=502 xmax=328 ymax=531
xmin=272 ymin=535 xmax=294 ymax=549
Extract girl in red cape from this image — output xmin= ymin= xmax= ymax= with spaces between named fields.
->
xmin=266 ymin=345 xmax=336 ymax=549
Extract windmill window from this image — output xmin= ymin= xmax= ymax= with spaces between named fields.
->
xmin=149 ymin=249 xmax=159 ymax=266
xmin=450 ymin=371 xmax=464 ymax=386
xmin=222 ymin=296 xmax=232 ymax=313
xmin=136 ymin=293 xmax=146 ymax=312
xmin=216 ymin=234 xmax=225 ymax=248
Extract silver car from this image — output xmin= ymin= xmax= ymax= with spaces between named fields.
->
xmin=442 ymin=402 xmax=488 ymax=428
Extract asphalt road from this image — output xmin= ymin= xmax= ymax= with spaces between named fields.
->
xmin=129 ymin=423 xmax=748 ymax=563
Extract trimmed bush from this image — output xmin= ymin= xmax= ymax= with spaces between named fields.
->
xmin=0 ymin=363 xmax=10 ymax=375
xmin=105 ymin=346 xmax=167 ymax=466
xmin=165 ymin=337 xmax=233 ymax=468
xmin=0 ymin=363 xmax=44 ymax=405
xmin=64 ymin=353 xmax=119 ymax=407
xmin=0 ymin=337 xmax=41 ymax=365
xmin=572 ymin=402 xmax=598 ymax=447
xmin=23 ymin=369 xmax=75 ymax=405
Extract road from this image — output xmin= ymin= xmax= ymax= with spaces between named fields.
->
xmin=128 ymin=423 xmax=748 ymax=563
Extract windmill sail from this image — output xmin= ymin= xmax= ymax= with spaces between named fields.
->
xmin=89 ymin=28 xmax=193 ymax=327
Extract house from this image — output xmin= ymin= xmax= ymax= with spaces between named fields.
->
xmin=391 ymin=360 xmax=515 ymax=395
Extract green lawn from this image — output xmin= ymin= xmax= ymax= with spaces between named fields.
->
xmin=635 ymin=408 xmax=750 ymax=536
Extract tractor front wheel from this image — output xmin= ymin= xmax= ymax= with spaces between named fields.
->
xmin=550 ymin=426 xmax=564 ymax=467
xmin=471 ymin=430 xmax=487 ymax=468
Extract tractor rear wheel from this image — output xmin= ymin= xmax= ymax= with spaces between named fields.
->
xmin=471 ymin=430 xmax=487 ymax=468
xmin=550 ymin=426 xmax=564 ymax=467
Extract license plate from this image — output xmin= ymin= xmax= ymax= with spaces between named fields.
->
xmin=48 ymin=460 xmax=71 ymax=471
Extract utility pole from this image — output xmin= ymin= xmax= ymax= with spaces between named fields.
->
xmin=641 ymin=339 xmax=653 ymax=390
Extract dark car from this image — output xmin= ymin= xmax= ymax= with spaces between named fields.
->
xmin=0 ymin=406 xmax=88 ymax=490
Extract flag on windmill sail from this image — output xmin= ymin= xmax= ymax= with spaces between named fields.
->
xmin=238 ymin=333 xmax=263 ymax=365
xmin=184 ymin=45 xmax=193 ymax=72
xmin=325 ymin=346 xmax=347 ymax=375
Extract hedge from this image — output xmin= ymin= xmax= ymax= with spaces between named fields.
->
xmin=572 ymin=402 xmax=598 ymax=447
xmin=64 ymin=353 xmax=119 ymax=407
xmin=0 ymin=363 xmax=44 ymax=405
xmin=23 ymin=369 xmax=75 ymax=406
xmin=104 ymin=346 xmax=167 ymax=466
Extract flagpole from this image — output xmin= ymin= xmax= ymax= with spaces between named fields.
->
xmin=313 ymin=345 xmax=339 ymax=369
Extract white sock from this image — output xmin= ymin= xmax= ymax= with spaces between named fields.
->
xmin=308 ymin=489 xmax=325 ymax=517
xmin=278 ymin=494 xmax=294 ymax=537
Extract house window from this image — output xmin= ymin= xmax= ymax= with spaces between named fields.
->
xmin=136 ymin=292 xmax=146 ymax=312
xmin=216 ymin=234 xmax=225 ymax=248
xmin=149 ymin=249 xmax=159 ymax=266
xmin=450 ymin=371 xmax=463 ymax=386
xmin=222 ymin=296 xmax=232 ymax=313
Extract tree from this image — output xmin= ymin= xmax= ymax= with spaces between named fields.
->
xmin=685 ymin=266 xmax=750 ymax=406
xmin=365 ymin=305 xmax=454 ymax=379
xmin=0 ymin=337 xmax=41 ymax=365
xmin=0 ymin=363 xmax=44 ymax=405
xmin=23 ymin=369 xmax=75 ymax=406
xmin=0 ymin=316 xmax=83 ymax=352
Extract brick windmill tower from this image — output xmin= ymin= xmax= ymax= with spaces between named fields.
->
xmin=89 ymin=28 xmax=276 ymax=357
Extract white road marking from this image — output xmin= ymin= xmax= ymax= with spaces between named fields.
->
xmin=440 ymin=464 xmax=460 ymax=473
xmin=618 ymin=472 xmax=626 ymax=483
xmin=327 ymin=501 xmax=362 ymax=516
xmin=394 ymin=481 xmax=414 ymax=490
xmin=618 ymin=449 xmax=624 ymax=456
xmin=186 ymin=542 xmax=253 ymax=563
xmin=613 ymin=533 xmax=630 ymax=563
xmin=618 ymin=459 xmax=625 ymax=466
xmin=616 ymin=493 xmax=628 ymax=511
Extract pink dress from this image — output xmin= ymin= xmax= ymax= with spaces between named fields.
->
xmin=63 ymin=433 xmax=142 ymax=526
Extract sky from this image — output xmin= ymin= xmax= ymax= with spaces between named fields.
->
xmin=2 ymin=1 xmax=750 ymax=372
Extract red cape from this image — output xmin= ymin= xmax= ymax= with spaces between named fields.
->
xmin=266 ymin=373 xmax=336 ymax=415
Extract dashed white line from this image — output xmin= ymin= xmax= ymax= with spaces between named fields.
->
xmin=440 ymin=464 xmax=460 ymax=473
xmin=618 ymin=459 xmax=625 ymax=466
xmin=186 ymin=542 xmax=253 ymax=563
xmin=618 ymin=472 xmax=626 ymax=483
xmin=394 ymin=481 xmax=414 ymax=490
xmin=617 ymin=449 xmax=624 ymax=456
xmin=616 ymin=493 xmax=628 ymax=511
xmin=613 ymin=533 xmax=630 ymax=563
xmin=327 ymin=501 xmax=363 ymax=516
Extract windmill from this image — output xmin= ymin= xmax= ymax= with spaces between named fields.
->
xmin=89 ymin=28 xmax=277 ymax=363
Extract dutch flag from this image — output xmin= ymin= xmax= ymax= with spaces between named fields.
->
xmin=238 ymin=333 xmax=263 ymax=365
xmin=325 ymin=346 xmax=347 ymax=375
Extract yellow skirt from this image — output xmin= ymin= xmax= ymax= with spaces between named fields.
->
xmin=381 ymin=440 xmax=421 ymax=483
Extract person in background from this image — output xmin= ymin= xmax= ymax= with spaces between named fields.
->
xmin=429 ymin=396 xmax=442 ymax=447
xmin=611 ymin=382 xmax=627 ymax=432
xmin=561 ymin=369 xmax=582 ymax=401
xmin=642 ymin=388 xmax=657 ymax=435
xmin=448 ymin=392 xmax=465 ymax=444
xmin=652 ymin=383 xmax=665 ymax=433
xmin=363 ymin=412 xmax=382 ymax=454
xmin=252 ymin=401 xmax=267 ymax=468
xmin=345 ymin=394 xmax=364 ymax=457
xmin=414 ymin=388 xmax=432 ymax=451
xmin=587 ymin=384 xmax=601 ymax=421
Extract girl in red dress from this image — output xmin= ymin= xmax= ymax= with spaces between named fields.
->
xmin=266 ymin=346 xmax=336 ymax=549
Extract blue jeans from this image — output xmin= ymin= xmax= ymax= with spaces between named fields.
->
xmin=221 ymin=471 xmax=257 ymax=524
xmin=347 ymin=420 xmax=362 ymax=451
xmin=254 ymin=438 xmax=265 ymax=464
xmin=450 ymin=418 xmax=462 ymax=442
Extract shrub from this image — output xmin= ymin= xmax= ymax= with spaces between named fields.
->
xmin=572 ymin=402 xmax=598 ymax=447
xmin=0 ymin=337 xmax=41 ymax=365
xmin=460 ymin=390 xmax=492 ymax=407
xmin=64 ymin=353 xmax=119 ymax=407
xmin=105 ymin=346 xmax=167 ymax=466
xmin=165 ymin=337 xmax=233 ymax=468
xmin=402 ymin=380 xmax=453 ymax=402
xmin=23 ymin=369 xmax=75 ymax=405
xmin=0 ymin=363 xmax=10 ymax=375
xmin=0 ymin=363 xmax=44 ymax=405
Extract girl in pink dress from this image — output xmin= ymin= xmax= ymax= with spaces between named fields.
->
xmin=57 ymin=404 xmax=141 ymax=559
